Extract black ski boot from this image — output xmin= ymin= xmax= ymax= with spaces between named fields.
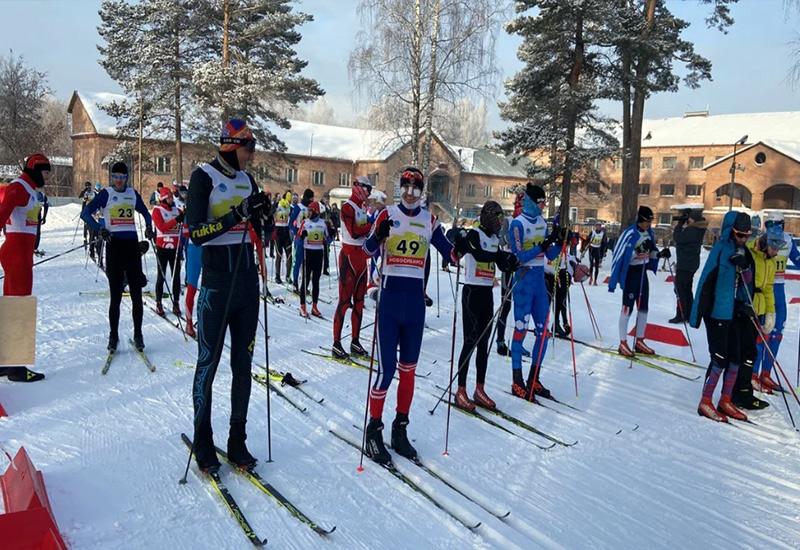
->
xmin=733 ymin=394 xmax=770 ymax=410
xmin=554 ymin=324 xmax=570 ymax=339
xmin=275 ymin=275 xmax=283 ymax=285
xmin=331 ymin=341 xmax=349 ymax=360
xmin=350 ymin=340 xmax=369 ymax=358
xmin=133 ymin=333 xmax=145 ymax=352
xmin=496 ymin=340 xmax=510 ymax=357
xmin=227 ymin=422 xmax=257 ymax=470
xmin=107 ymin=333 xmax=119 ymax=352
xmin=391 ymin=413 xmax=417 ymax=461
xmin=527 ymin=371 xmax=552 ymax=400
xmin=1 ymin=367 xmax=45 ymax=382
xmin=194 ymin=426 xmax=221 ymax=473
xmin=365 ymin=418 xmax=391 ymax=465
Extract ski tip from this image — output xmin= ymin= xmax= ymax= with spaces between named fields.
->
xmin=315 ymin=525 xmax=337 ymax=536
xmin=469 ymin=521 xmax=482 ymax=530
xmin=498 ymin=511 xmax=511 ymax=519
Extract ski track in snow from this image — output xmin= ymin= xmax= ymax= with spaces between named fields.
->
xmin=1 ymin=203 xmax=800 ymax=549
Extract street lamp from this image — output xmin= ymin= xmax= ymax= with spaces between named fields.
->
xmin=727 ymin=134 xmax=748 ymax=211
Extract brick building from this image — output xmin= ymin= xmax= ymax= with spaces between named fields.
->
xmin=67 ymin=91 xmax=528 ymax=221
xmin=570 ymin=110 xmax=800 ymax=234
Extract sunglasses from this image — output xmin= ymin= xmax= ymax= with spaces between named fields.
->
xmin=732 ymin=229 xmax=751 ymax=239
xmin=244 ymin=139 xmax=256 ymax=153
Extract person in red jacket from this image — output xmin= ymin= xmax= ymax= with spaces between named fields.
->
xmin=331 ymin=177 xmax=373 ymax=359
xmin=151 ymin=187 xmax=184 ymax=315
xmin=0 ymin=153 xmax=50 ymax=382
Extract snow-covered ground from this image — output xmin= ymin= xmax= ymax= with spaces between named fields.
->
xmin=2 ymin=203 xmax=800 ymax=549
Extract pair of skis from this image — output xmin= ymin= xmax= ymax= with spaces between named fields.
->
xmin=101 ymin=339 xmax=155 ymax=375
xmin=180 ymin=434 xmax=335 ymax=546
xmin=569 ymin=337 xmax=702 ymax=381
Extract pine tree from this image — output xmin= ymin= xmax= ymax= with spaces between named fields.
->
xmin=496 ymin=0 xmax=618 ymax=221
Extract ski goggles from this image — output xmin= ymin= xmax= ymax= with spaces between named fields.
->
xmin=731 ymin=228 xmax=751 ymax=239
xmin=401 ymin=183 xmax=422 ymax=197
xmin=220 ymin=136 xmax=257 ymax=152
xmin=401 ymin=170 xmax=423 ymax=184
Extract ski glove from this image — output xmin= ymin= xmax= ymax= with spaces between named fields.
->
xmin=234 ymin=192 xmax=269 ymax=222
xmin=496 ymin=250 xmax=520 ymax=273
xmin=144 ymin=226 xmax=155 ymax=240
xmin=453 ymin=229 xmax=470 ymax=256
xmin=100 ymin=228 xmax=111 ymax=242
xmin=175 ymin=211 xmax=185 ymax=223
xmin=300 ymin=230 xmax=308 ymax=239
xmin=729 ymin=249 xmax=749 ymax=269
xmin=375 ymin=218 xmax=392 ymax=241
xmin=657 ymin=248 xmax=672 ymax=259
xmin=762 ymin=312 xmax=776 ymax=334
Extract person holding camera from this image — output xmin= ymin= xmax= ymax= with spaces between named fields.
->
xmin=669 ymin=209 xmax=707 ymax=324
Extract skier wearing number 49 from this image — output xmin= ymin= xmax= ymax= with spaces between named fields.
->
xmin=362 ymin=167 xmax=456 ymax=465
xmin=451 ymin=201 xmax=519 ymax=411
xmin=608 ymin=206 xmax=671 ymax=358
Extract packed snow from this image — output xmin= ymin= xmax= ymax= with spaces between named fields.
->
xmin=2 ymin=203 xmax=800 ymax=549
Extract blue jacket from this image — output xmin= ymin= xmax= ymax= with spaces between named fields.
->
xmin=690 ymin=210 xmax=754 ymax=327
xmin=608 ymin=223 xmax=657 ymax=292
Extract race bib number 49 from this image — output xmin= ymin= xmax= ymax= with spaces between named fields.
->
xmin=386 ymin=231 xmax=429 ymax=268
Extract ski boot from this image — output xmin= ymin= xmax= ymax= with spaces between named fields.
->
xmin=733 ymin=394 xmax=770 ymax=410
xmin=751 ymin=374 xmax=768 ymax=394
xmin=227 ymin=422 xmax=257 ymax=470
xmin=275 ymin=275 xmax=283 ymax=285
xmin=311 ymin=304 xmax=323 ymax=318
xmin=617 ymin=340 xmax=635 ymax=357
xmin=554 ymin=324 xmax=570 ymax=339
xmin=511 ymin=370 xmax=529 ymax=400
xmin=155 ymin=301 xmax=165 ymax=316
xmin=194 ymin=428 xmax=221 ymax=474
xmin=454 ymin=386 xmax=476 ymax=412
xmin=331 ymin=341 xmax=349 ymax=360
xmin=634 ymin=339 xmax=655 ymax=355
xmin=391 ymin=413 xmax=417 ymax=460
xmin=496 ymin=340 xmax=510 ymax=357
xmin=760 ymin=372 xmax=782 ymax=393
xmin=172 ymin=301 xmax=181 ymax=316
xmin=299 ymin=304 xmax=309 ymax=318
xmin=697 ymin=398 xmax=728 ymax=423
xmin=717 ymin=396 xmax=747 ymax=421
xmin=473 ymin=384 xmax=496 ymax=410
xmin=668 ymin=314 xmax=684 ymax=325
xmin=133 ymin=333 xmax=145 ymax=352
xmin=527 ymin=373 xmax=552 ymax=400
xmin=107 ymin=333 xmax=119 ymax=352
xmin=364 ymin=418 xmax=391 ymax=465
xmin=1 ymin=367 xmax=45 ymax=382
xmin=350 ymin=340 xmax=369 ymax=358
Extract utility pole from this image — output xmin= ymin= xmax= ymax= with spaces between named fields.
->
xmin=727 ymin=135 xmax=748 ymax=211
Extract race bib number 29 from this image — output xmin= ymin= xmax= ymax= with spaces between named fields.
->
xmin=386 ymin=231 xmax=429 ymax=268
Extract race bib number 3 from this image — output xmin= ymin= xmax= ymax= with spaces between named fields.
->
xmin=386 ymin=232 xmax=429 ymax=267
xmin=110 ymin=205 xmax=134 ymax=226
xmin=307 ymin=228 xmax=324 ymax=245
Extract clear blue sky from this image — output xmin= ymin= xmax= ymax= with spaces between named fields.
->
xmin=1 ymin=0 xmax=798 ymax=131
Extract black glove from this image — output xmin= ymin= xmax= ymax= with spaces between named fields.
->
xmin=729 ymin=249 xmax=748 ymax=269
xmin=453 ymin=229 xmax=470 ymax=256
xmin=175 ymin=211 xmax=185 ymax=223
xmin=100 ymin=228 xmax=111 ymax=242
xmin=375 ymin=218 xmax=392 ymax=241
xmin=657 ymin=248 xmax=671 ymax=259
xmin=543 ymin=226 xmax=564 ymax=249
xmin=144 ymin=226 xmax=155 ymax=240
xmin=234 ymin=192 xmax=269 ymax=221
xmin=496 ymin=250 xmax=520 ymax=273
xmin=300 ymin=230 xmax=308 ymax=239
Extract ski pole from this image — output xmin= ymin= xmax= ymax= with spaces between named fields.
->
xmin=0 ymin=240 xmax=99 ymax=280
xmin=442 ymin=259 xmax=461 ymax=456
xmin=149 ymin=237 xmax=187 ymax=341
xmin=179 ymin=229 xmax=249 ymax=484
xmin=357 ymin=245 xmax=383 ymax=472
xmin=667 ymin=261 xmax=697 ymax=362
xmin=579 ymin=282 xmax=601 ymax=340
xmin=436 ymin=251 xmax=441 ymax=318
xmin=628 ymin=261 xmax=648 ymax=369
xmin=560 ymin=249 xmax=579 ymax=397
xmin=260 ymin=224 xmax=273 ymax=462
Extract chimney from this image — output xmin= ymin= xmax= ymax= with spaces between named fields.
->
xmin=683 ymin=110 xmax=710 ymax=118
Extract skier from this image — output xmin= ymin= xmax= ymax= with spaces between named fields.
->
xmin=362 ymin=167 xmax=455 ymax=464
xmin=152 ymin=187 xmax=184 ymax=316
xmin=82 ymin=162 xmax=153 ymax=352
xmin=79 ymin=181 xmax=94 ymax=245
xmin=507 ymin=183 xmax=563 ymax=400
xmin=752 ymin=212 xmax=800 ymax=393
xmin=185 ymin=119 xmax=270 ymax=472
xmin=296 ymin=201 xmax=330 ymax=318
xmin=88 ymin=182 xmax=104 ymax=264
xmin=608 ymin=206 xmax=671 ymax=357
xmin=452 ymin=201 xmax=519 ymax=411
xmin=332 ymin=176 xmax=373 ymax=358
xmin=691 ymin=211 xmax=760 ymax=422
xmin=730 ymin=224 xmax=780 ymax=409
xmin=0 ymin=153 xmax=50 ymax=298
xmin=0 ymin=153 xmax=50 ymax=382
xmin=669 ymin=209 xmax=706 ymax=324
xmin=290 ymin=188 xmax=314 ymax=292
xmin=584 ymin=222 xmax=607 ymax=285
xmin=547 ymin=231 xmax=579 ymax=338
xmin=273 ymin=191 xmax=293 ymax=284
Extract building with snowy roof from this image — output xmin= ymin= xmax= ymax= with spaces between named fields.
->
xmin=66 ymin=91 xmax=528 ymax=221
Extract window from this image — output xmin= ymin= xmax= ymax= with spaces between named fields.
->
xmin=639 ymin=184 xmax=650 ymax=195
xmin=586 ymin=181 xmax=600 ymax=194
xmin=502 ymin=187 xmax=513 ymax=199
xmin=583 ymin=208 xmax=598 ymax=220
xmin=660 ymin=184 xmax=675 ymax=196
xmin=686 ymin=184 xmax=702 ymax=196
xmin=252 ymin=165 xmax=268 ymax=180
xmin=662 ymin=156 xmax=677 ymax=170
xmin=368 ymin=173 xmax=379 ymax=186
xmin=286 ymin=167 xmax=298 ymax=184
xmin=483 ymin=185 xmax=493 ymax=198
xmin=312 ymin=170 xmax=324 ymax=186
xmin=755 ymin=152 xmax=767 ymax=165
xmin=688 ymin=156 xmax=705 ymax=170
xmin=591 ymin=158 xmax=602 ymax=170
xmin=155 ymin=156 xmax=171 ymax=174
xmin=640 ymin=157 xmax=652 ymax=170
xmin=466 ymin=184 xmax=475 ymax=197
xmin=339 ymin=172 xmax=351 ymax=187
xmin=611 ymin=157 xmax=621 ymax=170
xmin=611 ymin=184 xmax=621 ymax=194
xmin=658 ymin=213 xmax=672 ymax=225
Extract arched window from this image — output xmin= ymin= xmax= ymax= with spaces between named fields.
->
xmin=713 ymin=183 xmax=752 ymax=209
xmin=763 ymin=184 xmax=800 ymax=210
